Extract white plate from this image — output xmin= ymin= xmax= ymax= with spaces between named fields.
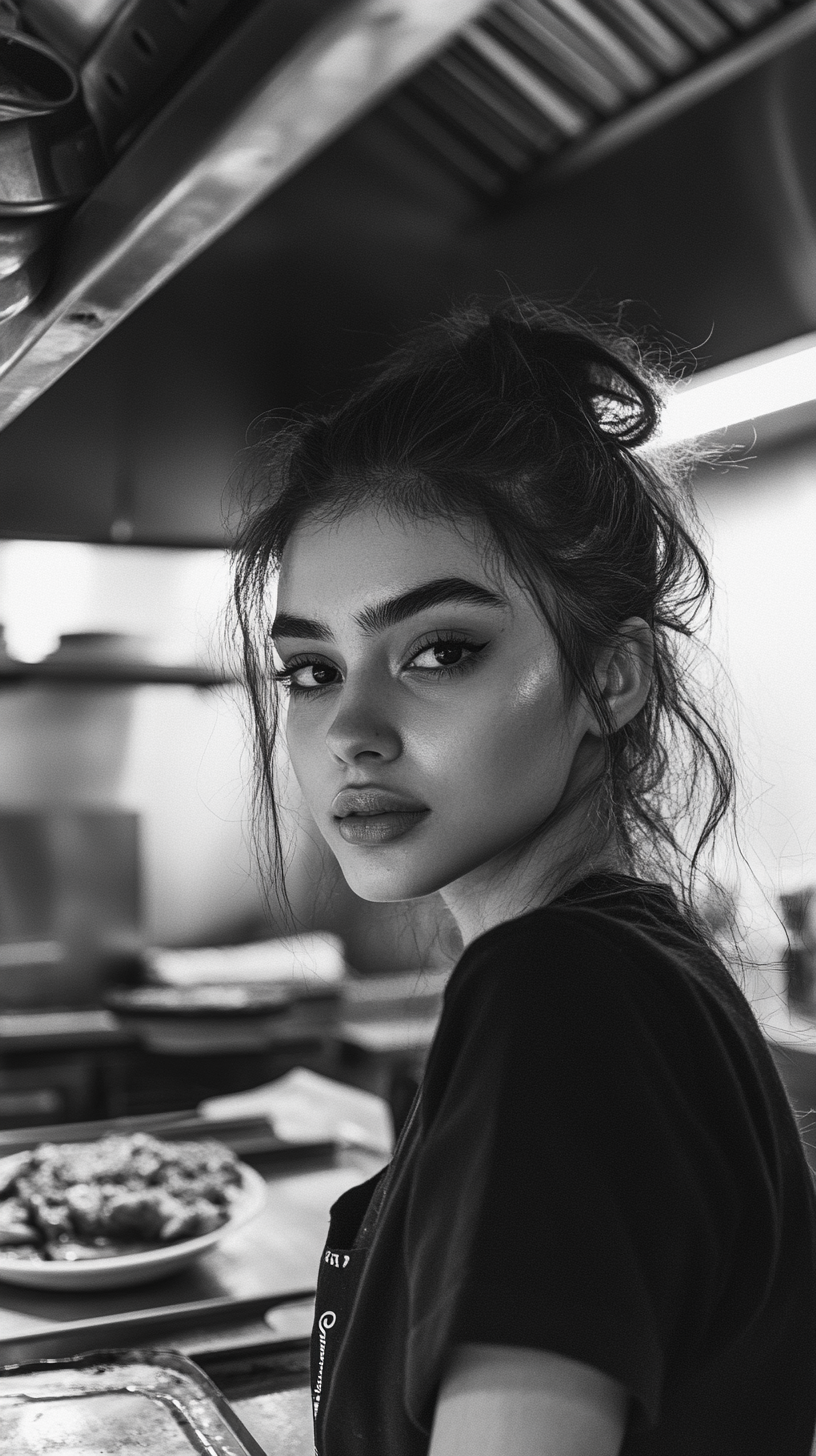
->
xmin=0 ymin=1158 xmax=266 ymax=1291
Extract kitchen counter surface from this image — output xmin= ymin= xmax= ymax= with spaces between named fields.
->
xmin=0 ymin=1145 xmax=382 ymax=1355
xmin=0 ymin=1121 xmax=386 ymax=1454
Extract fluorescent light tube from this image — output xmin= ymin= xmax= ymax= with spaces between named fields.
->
xmin=652 ymin=332 xmax=816 ymax=446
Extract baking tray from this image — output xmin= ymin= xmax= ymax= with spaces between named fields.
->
xmin=0 ymin=1287 xmax=315 ymax=1365
xmin=0 ymin=1347 xmax=268 ymax=1454
xmin=0 ymin=1109 xmax=336 ymax=1160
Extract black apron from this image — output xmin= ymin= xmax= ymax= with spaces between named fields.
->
xmin=310 ymin=1096 xmax=421 ymax=1456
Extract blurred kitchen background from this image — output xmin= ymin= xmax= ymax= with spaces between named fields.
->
xmin=0 ymin=0 xmax=814 ymax=1140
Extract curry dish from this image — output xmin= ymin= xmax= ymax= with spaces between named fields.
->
xmin=0 ymin=1132 xmax=243 ymax=1261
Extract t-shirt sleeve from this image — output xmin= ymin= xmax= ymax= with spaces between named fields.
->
xmin=402 ymin=914 xmax=738 ymax=1435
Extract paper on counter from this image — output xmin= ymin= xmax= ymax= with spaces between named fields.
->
xmin=147 ymin=934 xmax=346 ymax=991
xmin=199 ymin=1067 xmax=394 ymax=1155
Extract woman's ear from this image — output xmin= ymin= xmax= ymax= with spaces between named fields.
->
xmin=589 ymin=617 xmax=654 ymax=736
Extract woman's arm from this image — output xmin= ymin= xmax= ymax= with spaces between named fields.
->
xmin=428 ymin=1344 xmax=628 ymax=1456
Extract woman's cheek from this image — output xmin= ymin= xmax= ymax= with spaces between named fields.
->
xmin=283 ymin=714 xmax=314 ymax=791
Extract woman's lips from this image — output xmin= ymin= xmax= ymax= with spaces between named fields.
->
xmin=336 ymin=810 xmax=430 ymax=844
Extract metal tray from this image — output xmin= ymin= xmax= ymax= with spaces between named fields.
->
xmin=0 ymin=1347 xmax=268 ymax=1454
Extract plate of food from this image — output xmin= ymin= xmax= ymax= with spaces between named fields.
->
xmin=0 ymin=1131 xmax=266 ymax=1290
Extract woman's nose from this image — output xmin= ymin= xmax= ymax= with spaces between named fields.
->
xmin=324 ymin=678 xmax=402 ymax=765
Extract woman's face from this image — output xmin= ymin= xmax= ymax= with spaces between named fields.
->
xmin=273 ymin=507 xmax=600 ymax=907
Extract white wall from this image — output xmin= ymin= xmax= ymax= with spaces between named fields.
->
xmin=0 ymin=544 xmax=265 ymax=946
xmin=693 ymin=433 xmax=816 ymax=969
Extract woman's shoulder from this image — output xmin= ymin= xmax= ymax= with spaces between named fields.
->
xmin=427 ymin=875 xmax=787 ymax=1163
xmin=442 ymin=871 xmax=754 ymax=1056
xmin=451 ymin=873 xmax=712 ymax=989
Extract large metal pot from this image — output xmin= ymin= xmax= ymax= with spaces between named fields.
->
xmin=0 ymin=31 xmax=105 ymax=209
xmin=0 ymin=29 xmax=105 ymax=319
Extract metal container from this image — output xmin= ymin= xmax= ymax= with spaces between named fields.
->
xmin=0 ymin=243 xmax=49 ymax=320
xmin=18 ymin=0 xmax=126 ymax=67
xmin=0 ymin=208 xmax=56 ymax=276
xmin=0 ymin=809 xmax=141 ymax=1007
xmin=0 ymin=28 xmax=106 ymax=317
xmin=779 ymin=887 xmax=816 ymax=1016
xmin=0 ymin=27 xmax=78 ymax=120
xmin=0 ymin=1348 xmax=267 ymax=1455
xmin=0 ymin=30 xmax=104 ymax=206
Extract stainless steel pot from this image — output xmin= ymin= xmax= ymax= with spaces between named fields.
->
xmin=0 ymin=208 xmax=56 ymax=276
xmin=0 ymin=111 xmax=105 ymax=208
xmin=0 ymin=28 xmax=78 ymax=120
xmin=0 ymin=29 xmax=106 ymax=318
xmin=0 ymin=243 xmax=49 ymax=320
xmin=0 ymin=30 xmax=106 ymax=211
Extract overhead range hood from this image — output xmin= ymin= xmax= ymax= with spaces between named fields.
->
xmin=0 ymin=0 xmax=814 ymax=436
xmin=384 ymin=0 xmax=816 ymax=195
xmin=0 ymin=0 xmax=490 ymax=428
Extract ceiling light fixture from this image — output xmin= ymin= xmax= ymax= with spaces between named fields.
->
xmin=652 ymin=332 xmax=816 ymax=447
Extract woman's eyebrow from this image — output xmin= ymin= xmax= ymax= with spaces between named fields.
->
xmin=271 ymin=576 xmax=508 ymax=642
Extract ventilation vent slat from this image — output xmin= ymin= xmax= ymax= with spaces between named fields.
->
xmin=437 ymin=50 xmax=563 ymax=150
xmin=589 ymin=0 xmax=695 ymax=72
xmin=380 ymin=0 xmax=815 ymax=202
xmin=386 ymin=93 xmax=511 ymax=194
xmin=711 ymin=0 xmax=780 ymax=26
xmin=541 ymin=0 xmax=658 ymax=93
xmin=461 ymin=20 xmax=592 ymax=133
xmin=491 ymin=1 xmax=628 ymax=109
xmin=408 ymin=72 xmax=539 ymax=169
xmin=648 ymin=0 xmax=732 ymax=50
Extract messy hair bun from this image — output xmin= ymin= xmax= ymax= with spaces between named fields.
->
xmin=234 ymin=297 xmax=735 ymax=944
xmin=376 ymin=298 xmax=660 ymax=450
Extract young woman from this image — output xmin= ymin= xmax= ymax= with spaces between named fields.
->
xmin=233 ymin=300 xmax=816 ymax=1456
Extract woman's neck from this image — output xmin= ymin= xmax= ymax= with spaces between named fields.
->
xmin=439 ymin=824 xmax=625 ymax=952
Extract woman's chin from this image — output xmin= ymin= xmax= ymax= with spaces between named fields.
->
xmin=337 ymin=857 xmax=449 ymax=904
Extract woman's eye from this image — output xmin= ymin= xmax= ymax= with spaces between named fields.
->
xmin=408 ymin=637 xmax=488 ymax=674
xmin=411 ymin=642 xmax=469 ymax=670
xmin=272 ymin=636 xmax=487 ymax=697
xmin=272 ymin=660 xmax=340 ymax=694
xmin=294 ymin=664 xmax=337 ymax=689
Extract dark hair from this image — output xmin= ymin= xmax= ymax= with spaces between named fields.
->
xmin=232 ymin=297 xmax=737 ymax=949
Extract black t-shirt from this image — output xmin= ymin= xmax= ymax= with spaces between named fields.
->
xmin=311 ymin=872 xmax=816 ymax=1455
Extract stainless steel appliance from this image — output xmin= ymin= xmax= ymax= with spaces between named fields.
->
xmin=0 ymin=807 xmax=140 ymax=1007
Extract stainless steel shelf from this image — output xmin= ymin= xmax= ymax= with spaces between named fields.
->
xmin=0 ymin=659 xmax=233 ymax=685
